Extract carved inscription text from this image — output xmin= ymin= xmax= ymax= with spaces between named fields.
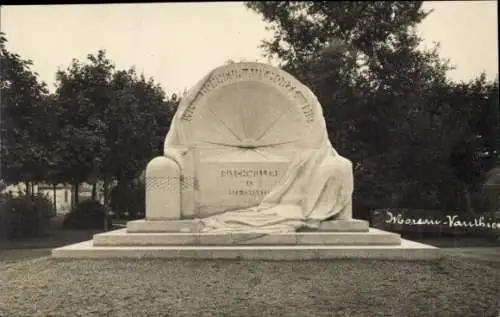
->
xmin=219 ymin=168 xmax=279 ymax=198
xmin=181 ymin=65 xmax=314 ymax=123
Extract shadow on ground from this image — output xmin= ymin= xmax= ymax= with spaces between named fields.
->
xmin=0 ymin=215 xmax=103 ymax=264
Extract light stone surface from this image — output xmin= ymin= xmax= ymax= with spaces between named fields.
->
xmin=230 ymin=232 xmax=298 ymax=245
xmin=312 ymin=219 xmax=369 ymax=232
xmin=91 ymin=228 xmax=401 ymax=246
xmin=52 ymin=239 xmax=441 ymax=261
xmin=196 ymin=157 xmax=290 ymax=217
xmin=296 ymin=230 xmax=401 ymax=246
xmin=145 ymin=156 xmax=181 ymax=220
xmin=126 ymin=219 xmax=202 ymax=233
xmin=126 ymin=219 xmax=368 ymax=233
xmin=184 ymin=70 xmax=325 ymax=216
xmin=147 ymin=62 xmax=355 ymax=231
xmin=51 ymin=62 xmax=440 ymax=260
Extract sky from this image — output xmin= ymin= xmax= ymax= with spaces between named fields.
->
xmin=1 ymin=1 xmax=498 ymax=95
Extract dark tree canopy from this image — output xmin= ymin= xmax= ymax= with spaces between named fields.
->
xmin=0 ymin=32 xmax=51 ymax=185
xmin=53 ymin=50 xmax=175 ymax=185
xmin=246 ymin=1 xmax=499 ymax=215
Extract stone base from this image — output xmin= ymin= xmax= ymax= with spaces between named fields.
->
xmin=92 ymin=228 xmax=401 ymax=246
xmin=51 ymin=219 xmax=441 ymax=260
xmin=126 ymin=218 xmax=370 ymax=233
xmin=52 ymin=239 xmax=440 ymax=260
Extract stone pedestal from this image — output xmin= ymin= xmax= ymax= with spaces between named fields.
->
xmin=52 ymin=218 xmax=441 ymax=260
xmin=51 ymin=62 xmax=440 ymax=261
xmin=145 ymin=157 xmax=181 ymax=220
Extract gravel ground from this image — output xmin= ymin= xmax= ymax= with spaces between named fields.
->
xmin=0 ymin=256 xmax=498 ymax=317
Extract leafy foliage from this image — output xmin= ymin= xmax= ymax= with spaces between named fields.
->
xmin=62 ymin=199 xmax=111 ymax=230
xmin=0 ymin=32 xmax=51 ymax=185
xmin=1 ymin=33 xmax=176 ymax=225
xmin=53 ymin=50 xmax=175 ymax=187
xmin=246 ymin=1 xmax=499 ymax=216
xmin=0 ymin=192 xmax=54 ymax=239
xmin=2 ymin=4 xmax=497 ymax=222
xmin=110 ymin=181 xmax=145 ymax=220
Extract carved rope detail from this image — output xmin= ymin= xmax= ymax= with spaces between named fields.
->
xmin=146 ymin=177 xmax=178 ymax=192
xmin=181 ymin=176 xmax=198 ymax=191
xmin=146 ymin=176 xmax=197 ymax=191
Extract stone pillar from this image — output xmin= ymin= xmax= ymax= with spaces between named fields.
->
xmin=145 ymin=156 xmax=181 ymax=220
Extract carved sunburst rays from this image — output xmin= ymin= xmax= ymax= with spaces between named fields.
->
xmin=198 ymin=82 xmax=301 ymax=137
xmin=183 ymin=81 xmax=321 ymax=162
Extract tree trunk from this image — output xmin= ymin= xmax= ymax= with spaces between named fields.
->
xmin=25 ymin=181 xmax=31 ymax=197
xmin=53 ymin=184 xmax=57 ymax=215
xmin=103 ymin=178 xmax=110 ymax=231
xmin=31 ymin=183 xmax=35 ymax=198
xmin=73 ymin=182 xmax=80 ymax=208
xmin=71 ymin=184 xmax=74 ymax=209
xmin=92 ymin=183 xmax=97 ymax=200
xmin=115 ymin=183 xmax=121 ymax=221
xmin=462 ymin=185 xmax=473 ymax=214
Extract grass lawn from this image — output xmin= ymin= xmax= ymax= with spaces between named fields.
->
xmin=0 ymin=217 xmax=499 ymax=317
xmin=0 ymin=256 xmax=498 ymax=316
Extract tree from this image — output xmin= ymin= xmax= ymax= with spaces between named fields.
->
xmin=54 ymin=50 xmax=175 ymax=224
xmin=101 ymin=67 xmax=171 ymax=182
xmin=246 ymin=1 xmax=496 ymax=216
xmin=0 ymin=32 xmax=51 ymax=194
xmin=103 ymin=69 xmax=177 ymax=219
xmin=53 ymin=50 xmax=114 ymax=207
xmin=445 ymin=75 xmax=500 ymax=213
xmin=245 ymin=2 xmax=443 ymax=80
xmin=481 ymin=77 xmax=500 ymax=169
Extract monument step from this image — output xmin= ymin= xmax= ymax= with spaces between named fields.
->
xmin=126 ymin=219 xmax=370 ymax=233
xmin=52 ymin=239 xmax=441 ymax=261
xmin=93 ymin=228 xmax=400 ymax=247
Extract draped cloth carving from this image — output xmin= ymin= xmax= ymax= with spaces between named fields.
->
xmin=163 ymin=66 xmax=354 ymax=233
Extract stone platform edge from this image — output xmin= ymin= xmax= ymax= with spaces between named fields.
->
xmin=52 ymin=238 xmax=441 ymax=261
xmin=126 ymin=218 xmax=370 ymax=233
xmin=92 ymin=228 xmax=402 ymax=246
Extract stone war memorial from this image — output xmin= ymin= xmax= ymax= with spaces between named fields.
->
xmin=52 ymin=62 xmax=440 ymax=260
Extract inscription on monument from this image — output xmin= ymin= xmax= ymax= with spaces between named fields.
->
xmin=228 ymin=189 xmax=270 ymax=197
xmin=197 ymin=161 xmax=288 ymax=212
xmin=181 ymin=65 xmax=314 ymax=123
xmin=220 ymin=168 xmax=278 ymax=198
xmin=220 ymin=168 xmax=279 ymax=178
